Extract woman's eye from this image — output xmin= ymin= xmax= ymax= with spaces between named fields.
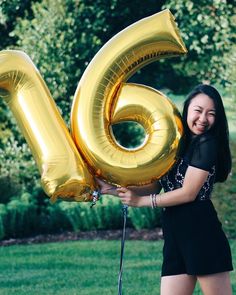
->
xmin=209 ymin=113 xmax=216 ymax=117
xmin=194 ymin=109 xmax=201 ymax=113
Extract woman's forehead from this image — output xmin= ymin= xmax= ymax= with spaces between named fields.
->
xmin=189 ymin=93 xmax=215 ymax=109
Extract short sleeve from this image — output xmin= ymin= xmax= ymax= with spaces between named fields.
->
xmin=189 ymin=135 xmax=217 ymax=171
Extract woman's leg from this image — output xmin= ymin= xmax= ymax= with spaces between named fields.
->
xmin=161 ymin=274 xmax=197 ymax=295
xmin=197 ymin=272 xmax=232 ymax=295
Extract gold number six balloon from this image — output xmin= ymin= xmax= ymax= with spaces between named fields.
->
xmin=71 ymin=9 xmax=187 ymax=187
xmin=0 ymin=9 xmax=187 ymax=202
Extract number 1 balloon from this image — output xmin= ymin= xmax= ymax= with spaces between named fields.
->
xmin=0 ymin=50 xmax=95 ymax=202
xmin=0 ymin=9 xmax=187 ymax=202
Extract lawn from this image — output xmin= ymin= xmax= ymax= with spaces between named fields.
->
xmin=0 ymin=239 xmax=235 ymax=294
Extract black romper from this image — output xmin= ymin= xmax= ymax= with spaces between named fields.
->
xmin=159 ymin=134 xmax=233 ymax=276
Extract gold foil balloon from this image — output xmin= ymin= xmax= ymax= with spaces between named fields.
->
xmin=71 ymin=9 xmax=187 ymax=186
xmin=0 ymin=50 xmax=95 ymax=202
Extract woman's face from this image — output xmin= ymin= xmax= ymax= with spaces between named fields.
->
xmin=187 ymin=93 xmax=216 ymax=135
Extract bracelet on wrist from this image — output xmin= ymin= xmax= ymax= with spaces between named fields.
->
xmin=149 ymin=194 xmax=162 ymax=208
xmin=150 ymin=194 xmax=157 ymax=208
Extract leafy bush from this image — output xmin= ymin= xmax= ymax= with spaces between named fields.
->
xmin=4 ymin=193 xmax=38 ymax=238
xmin=0 ymin=137 xmax=39 ymax=203
xmin=0 ymin=204 xmax=7 ymax=239
xmin=128 ymin=207 xmax=161 ymax=230
xmin=58 ymin=195 xmax=124 ymax=231
xmin=0 ymin=192 xmax=163 ymax=240
xmin=162 ymin=0 xmax=235 ymax=91
xmin=213 ymin=140 xmax=236 ymax=238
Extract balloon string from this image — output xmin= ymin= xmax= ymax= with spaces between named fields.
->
xmin=118 ymin=204 xmax=128 ymax=295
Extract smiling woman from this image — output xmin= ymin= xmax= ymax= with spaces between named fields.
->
xmin=186 ymin=93 xmax=216 ymax=135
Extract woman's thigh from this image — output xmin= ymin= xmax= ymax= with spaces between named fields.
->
xmin=161 ymin=274 xmax=197 ymax=295
xmin=197 ymin=271 xmax=232 ymax=295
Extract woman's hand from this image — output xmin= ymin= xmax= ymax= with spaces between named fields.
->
xmin=95 ymin=177 xmax=117 ymax=195
xmin=117 ymin=187 xmax=150 ymax=207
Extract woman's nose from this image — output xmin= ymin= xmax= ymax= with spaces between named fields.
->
xmin=199 ymin=113 xmax=208 ymax=123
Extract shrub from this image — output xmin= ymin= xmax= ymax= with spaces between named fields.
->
xmin=0 ymin=204 xmax=7 ymax=239
xmin=58 ymin=195 xmax=123 ymax=231
xmin=0 ymin=137 xmax=40 ymax=203
xmin=128 ymin=207 xmax=162 ymax=230
xmin=213 ymin=140 xmax=236 ymax=238
xmin=4 ymin=193 xmax=38 ymax=238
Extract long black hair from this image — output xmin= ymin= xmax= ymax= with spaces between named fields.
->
xmin=182 ymin=84 xmax=231 ymax=182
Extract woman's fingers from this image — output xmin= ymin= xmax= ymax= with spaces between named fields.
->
xmin=95 ymin=177 xmax=107 ymax=186
xmin=117 ymin=187 xmax=128 ymax=193
xmin=95 ymin=177 xmax=118 ymax=194
xmin=117 ymin=188 xmax=128 ymax=198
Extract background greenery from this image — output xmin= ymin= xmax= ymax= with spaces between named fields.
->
xmin=0 ymin=0 xmax=235 ymax=240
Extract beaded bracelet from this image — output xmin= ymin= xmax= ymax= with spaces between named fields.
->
xmin=150 ymin=194 xmax=157 ymax=208
xmin=149 ymin=194 xmax=162 ymax=208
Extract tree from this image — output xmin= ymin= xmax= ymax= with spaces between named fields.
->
xmin=0 ymin=0 xmax=37 ymax=50
xmin=161 ymin=0 xmax=235 ymax=92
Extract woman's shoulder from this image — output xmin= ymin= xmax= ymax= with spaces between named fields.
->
xmin=189 ymin=132 xmax=217 ymax=153
xmin=186 ymin=132 xmax=218 ymax=171
xmin=195 ymin=132 xmax=217 ymax=144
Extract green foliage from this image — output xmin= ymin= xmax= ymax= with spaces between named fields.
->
xmin=225 ymin=44 xmax=236 ymax=109
xmin=0 ymin=0 xmax=37 ymax=49
xmin=57 ymin=195 xmax=161 ymax=233
xmin=128 ymin=206 xmax=161 ymax=230
xmin=0 ymin=204 xmax=7 ymax=239
xmin=0 ymin=99 xmax=21 ymax=146
xmin=112 ymin=122 xmax=146 ymax=148
xmin=0 ymin=137 xmax=39 ymax=203
xmin=162 ymin=0 xmax=235 ymax=92
xmin=0 ymin=192 xmax=163 ymax=240
xmin=213 ymin=140 xmax=236 ymax=238
xmin=3 ymin=193 xmax=38 ymax=238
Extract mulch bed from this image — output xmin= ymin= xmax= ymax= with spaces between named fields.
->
xmin=0 ymin=228 xmax=163 ymax=247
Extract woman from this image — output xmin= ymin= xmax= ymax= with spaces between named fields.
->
xmin=97 ymin=84 xmax=233 ymax=295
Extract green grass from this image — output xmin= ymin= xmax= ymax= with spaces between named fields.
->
xmin=0 ymin=240 xmax=235 ymax=294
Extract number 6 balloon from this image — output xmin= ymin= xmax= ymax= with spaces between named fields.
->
xmin=72 ymin=9 xmax=186 ymax=186
xmin=0 ymin=9 xmax=187 ymax=202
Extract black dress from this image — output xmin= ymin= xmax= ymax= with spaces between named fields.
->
xmin=159 ymin=133 xmax=233 ymax=276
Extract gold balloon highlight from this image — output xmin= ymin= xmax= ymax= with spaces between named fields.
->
xmin=71 ymin=9 xmax=187 ymax=186
xmin=0 ymin=50 xmax=95 ymax=202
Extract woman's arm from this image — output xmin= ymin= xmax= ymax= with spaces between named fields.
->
xmin=128 ymin=181 xmax=162 ymax=196
xmin=117 ymin=166 xmax=210 ymax=207
xmin=96 ymin=178 xmax=161 ymax=196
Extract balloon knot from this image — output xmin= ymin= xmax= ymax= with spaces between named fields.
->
xmin=90 ymin=190 xmax=101 ymax=208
